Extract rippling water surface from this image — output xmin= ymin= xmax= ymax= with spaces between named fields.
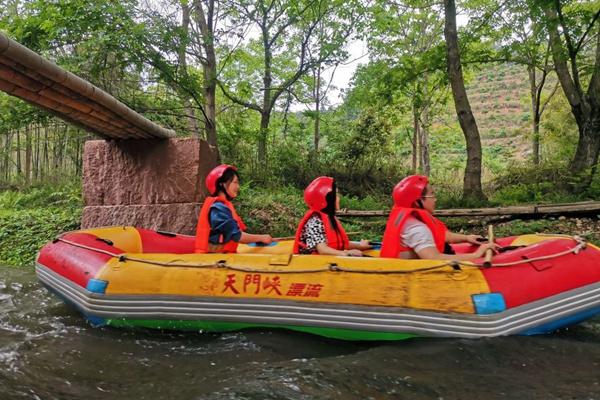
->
xmin=1 ymin=264 xmax=600 ymax=399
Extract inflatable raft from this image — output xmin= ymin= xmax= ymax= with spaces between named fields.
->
xmin=36 ymin=226 xmax=600 ymax=340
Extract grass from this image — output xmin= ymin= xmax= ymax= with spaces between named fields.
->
xmin=0 ymin=182 xmax=82 ymax=266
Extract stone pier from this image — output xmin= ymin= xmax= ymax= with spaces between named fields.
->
xmin=81 ymin=137 xmax=216 ymax=235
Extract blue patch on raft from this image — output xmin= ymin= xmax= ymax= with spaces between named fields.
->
xmin=247 ymin=242 xmax=278 ymax=247
xmin=86 ymin=279 xmax=108 ymax=294
xmin=472 ymin=293 xmax=506 ymax=314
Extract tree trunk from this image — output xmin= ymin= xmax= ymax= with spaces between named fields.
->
xmin=412 ymin=104 xmax=419 ymax=173
xmin=34 ymin=124 xmax=40 ymax=181
xmin=528 ymin=65 xmax=541 ymax=164
xmin=16 ymin=128 xmax=21 ymax=178
xmin=2 ymin=132 xmax=9 ymax=181
xmin=421 ymin=107 xmax=431 ymax=176
xmin=282 ymin=91 xmax=292 ymax=139
xmin=178 ymin=2 xmax=201 ymax=139
xmin=193 ymin=0 xmax=219 ymax=157
xmin=544 ymin=5 xmax=600 ymax=178
xmin=25 ymin=125 xmax=31 ymax=185
xmin=444 ymin=0 xmax=485 ymax=200
xmin=258 ymin=111 xmax=270 ymax=168
xmin=314 ymin=66 xmax=321 ymax=154
xmin=258 ymin=30 xmax=273 ymax=168
xmin=203 ymin=51 xmax=218 ymax=151
xmin=43 ymin=125 xmax=48 ymax=179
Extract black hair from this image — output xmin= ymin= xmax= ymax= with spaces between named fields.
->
xmin=414 ymin=185 xmax=429 ymax=209
xmin=322 ymin=179 xmax=337 ymax=216
xmin=214 ymin=168 xmax=239 ymax=200
xmin=321 ymin=179 xmax=346 ymax=249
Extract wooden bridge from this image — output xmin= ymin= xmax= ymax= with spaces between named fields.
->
xmin=0 ymin=31 xmax=175 ymax=140
xmin=0 ymin=32 xmax=215 ymax=234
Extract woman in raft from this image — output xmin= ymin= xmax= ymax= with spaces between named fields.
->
xmin=380 ymin=175 xmax=497 ymax=260
xmin=294 ymin=176 xmax=372 ymax=256
xmin=195 ymin=164 xmax=272 ymax=253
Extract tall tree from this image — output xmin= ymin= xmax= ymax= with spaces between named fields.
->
xmin=366 ymin=1 xmax=449 ymax=175
xmin=191 ymin=0 xmax=219 ymax=149
xmin=444 ymin=0 xmax=485 ymax=200
xmin=178 ymin=1 xmax=201 ymax=138
xmin=218 ymin=0 xmax=357 ymax=167
xmin=542 ymin=0 xmax=600 ymax=181
xmin=138 ymin=0 xmax=224 ymax=152
xmin=498 ymin=0 xmax=558 ymax=164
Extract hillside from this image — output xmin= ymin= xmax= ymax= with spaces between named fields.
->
xmin=469 ymin=64 xmax=531 ymax=139
xmin=426 ymin=63 xmax=563 ymax=184
xmin=468 ymin=63 xmax=561 ymax=163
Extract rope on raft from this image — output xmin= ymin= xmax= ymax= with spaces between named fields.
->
xmin=55 ymin=236 xmax=588 ymax=274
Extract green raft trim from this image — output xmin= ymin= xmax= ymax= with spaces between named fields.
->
xmin=105 ymin=318 xmax=417 ymax=341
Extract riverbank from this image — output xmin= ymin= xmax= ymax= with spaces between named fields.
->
xmin=1 ymin=183 xmax=599 ymax=267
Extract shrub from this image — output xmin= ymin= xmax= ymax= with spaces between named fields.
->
xmin=0 ymin=207 xmax=81 ymax=266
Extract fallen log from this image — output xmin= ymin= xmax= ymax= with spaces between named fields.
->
xmin=337 ymin=201 xmax=600 ymax=218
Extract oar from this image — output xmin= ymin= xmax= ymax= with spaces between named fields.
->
xmin=483 ymin=225 xmax=495 ymax=267
xmin=272 ymin=235 xmax=295 ymax=241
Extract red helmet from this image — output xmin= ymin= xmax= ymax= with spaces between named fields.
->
xmin=392 ymin=175 xmax=429 ymax=207
xmin=304 ymin=176 xmax=334 ymax=210
xmin=205 ymin=164 xmax=237 ymax=195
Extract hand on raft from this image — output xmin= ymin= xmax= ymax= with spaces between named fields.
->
xmin=465 ymin=235 xmax=487 ymax=245
xmin=355 ymin=239 xmax=372 ymax=251
xmin=342 ymin=239 xmax=372 ymax=256
xmin=256 ymin=234 xmax=273 ymax=245
xmin=342 ymin=249 xmax=364 ymax=257
xmin=462 ymin=235 xmax=500 ymax=257
xmin=473 ymin=242 xmax=500 ymax=258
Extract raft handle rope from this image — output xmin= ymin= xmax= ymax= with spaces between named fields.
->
xmin=54 ymin=235 xmax=588 ymax=274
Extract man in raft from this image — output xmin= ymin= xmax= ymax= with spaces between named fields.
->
xmin=195 ymin=164 xmax=272 ymax=253
xmin=294 ymin=176 xmax=372 ymax=256
xmin=380 ymin=175 xmax=497 ymax=260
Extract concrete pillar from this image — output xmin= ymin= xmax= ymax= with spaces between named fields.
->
xmin=81 ymin=138 xmax=217 ymax=235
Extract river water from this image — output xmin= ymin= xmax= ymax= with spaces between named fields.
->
xmin=1 ymin=264 xmax=600 ymax=400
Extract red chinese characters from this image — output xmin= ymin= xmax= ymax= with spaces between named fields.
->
xmin=243 ymin=273 xmax=261 ymax=294
xmin=262 ymin=276 xmax=282 ymax=295
xmin=286 ymin=283 xmax=323 ymax=297
xmin=222 ymin=273 xmax=240 ymax=294
xmin=221 ymin=274 xmax=324 ymax=298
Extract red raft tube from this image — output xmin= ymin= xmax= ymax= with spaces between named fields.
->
xmin=36 ymin=227 xmax=600 ymax=341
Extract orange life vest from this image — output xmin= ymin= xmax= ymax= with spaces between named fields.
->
xmin=194 ymin=197 xmax=247 ymax=253
xmin=380 ymin=207 xmax=447 ymax=258
xmin=293 ymin=210 xmax=349 ymax=254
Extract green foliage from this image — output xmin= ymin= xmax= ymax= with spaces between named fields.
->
xmin=0 ymin=182 xmax=82 ymax=266
xmin=0 ymin=182 xmax=82 ymax=210
xmin=487 ymin=162 xmax=600 ymax=205
xmin=236 ymin=185 xmax=305 ymax=238
xmin=235 ymin=184 xmax=388 ymax=239
xmin=0 ymin=207 xmax=81 ymax=266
